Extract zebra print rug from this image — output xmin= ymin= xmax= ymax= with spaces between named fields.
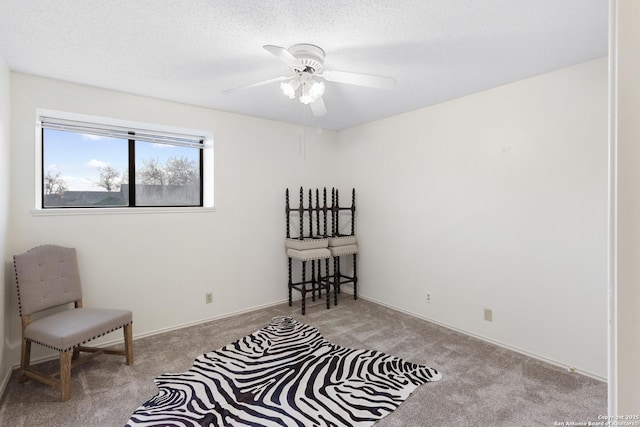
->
xmin=126 ymin=316 xmax=442 ymax=426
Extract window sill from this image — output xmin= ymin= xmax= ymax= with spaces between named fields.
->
xmin=31 ymin=206 xmax=216 ymax=216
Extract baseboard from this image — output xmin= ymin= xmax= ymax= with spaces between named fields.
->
xmin=0 ymin=364 xmax=13 ymax=401
xmin=352 ymin=290 xmax=607 ymax=383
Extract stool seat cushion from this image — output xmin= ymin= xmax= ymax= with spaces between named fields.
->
xmin=328 ymin=236 xmax=357 ymax=247
xmin=24 ymin=307 xmax=133 ymax=352
xmin=285 ymin=238 xmax=329 ymax=250
xmin=287 ymin=248 xmax=331 ymax=261
xmin=329 ymin=244 xmax=358 ymax=257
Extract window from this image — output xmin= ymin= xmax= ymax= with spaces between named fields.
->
xmin=37 ymin=111 xmax=213 ymax=210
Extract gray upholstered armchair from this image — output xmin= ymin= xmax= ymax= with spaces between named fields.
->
xmin=13 ymin=245 xmax=133 ymax=401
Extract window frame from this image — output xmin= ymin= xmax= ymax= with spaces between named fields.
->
xmin=34 ymin=109 xmax=214 ymax=215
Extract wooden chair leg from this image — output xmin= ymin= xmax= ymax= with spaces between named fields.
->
xmin=20 ymin=339 xmax=31 ymax=383
xmin=301 ymin=261 xmax=307 ymax=315
xmin=60 ymin=350 xmax=72 ymax=401
xmin=353 ymin=253 xmax=358 ymax=300
xmin=315 ymin=259 xmax=323 ymax=300
xmin=325 ymin=258 xmax=331 ymax=309
xmin=124 ymin=324 xmax=133 ymax=365
xmin=288 ymin=258 xmax=293 ymax=307
xmin=311 ymin=261 xmax=316 ymax=302
xmin=333 ymin=257 xmax=339 ymax=306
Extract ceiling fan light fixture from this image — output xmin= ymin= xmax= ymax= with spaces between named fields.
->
xmin=299 ymin=79 xmax=325 ymax=104
xmin=280 ymin=79 xmax=299 ymax=99
xmin=309 ymin=80 xmax=325 ymax=98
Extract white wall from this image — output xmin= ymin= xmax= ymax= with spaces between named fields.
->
xmin=0 ymin=55 xmax=12 ymax=392
xmin=611 ymin=0 xmax=640 ymax=414
xmin=5 ymin=73 xmax=337 ymax=363
xmin=336 ymin=58 xmax=608 ymax=379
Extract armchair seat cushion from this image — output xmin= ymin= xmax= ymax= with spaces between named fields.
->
xmin=24 ymin=307 xmax=132 ymax=352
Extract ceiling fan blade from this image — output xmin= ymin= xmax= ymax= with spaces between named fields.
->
xmin=263 ymin=45 xmax=305 ymax=71
xmin=222 ymin=75 xmax=289 ymax=94
xmin=310 ymin=97 xmax=327 ymax=117
xmin=318 ymin=70 xmax=397 ymax=90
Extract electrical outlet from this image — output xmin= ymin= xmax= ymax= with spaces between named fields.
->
xmin=425 ymin=291 xmax=432 ymax=303
xmin=484 ymin=308 xmax=493 ymax=322
xmin=205 ymin=292 xmax=213 ymax=304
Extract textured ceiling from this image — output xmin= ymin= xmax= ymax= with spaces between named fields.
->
xmin=0 ymin=0 xmax=608 ymax=130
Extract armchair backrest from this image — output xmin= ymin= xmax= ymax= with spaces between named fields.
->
xmin=13 ymin=245 xmax=83 ymax=316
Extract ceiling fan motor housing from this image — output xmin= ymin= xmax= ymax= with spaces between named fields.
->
xmin=288 ymin=43 xmax=325 ymax=73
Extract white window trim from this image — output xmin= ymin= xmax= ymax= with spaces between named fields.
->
xmin=33 ymin=108 xmax=214 ymax=215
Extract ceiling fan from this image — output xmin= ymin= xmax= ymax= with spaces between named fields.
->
xmin=223 ymin=44 xmax=397 ymax=117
